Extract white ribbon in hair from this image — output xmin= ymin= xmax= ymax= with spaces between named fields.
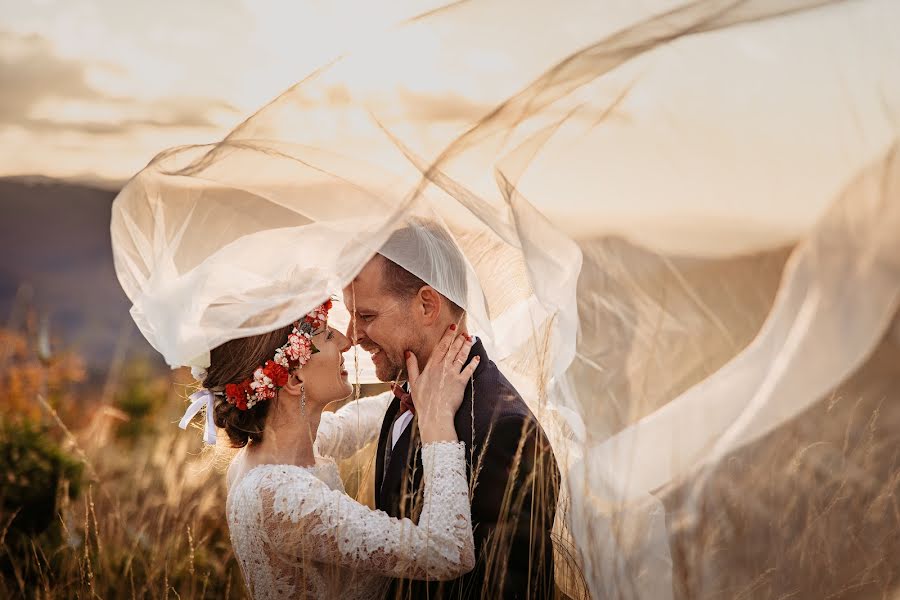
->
xmin=179 ymin=389 xmax=217 ymax=445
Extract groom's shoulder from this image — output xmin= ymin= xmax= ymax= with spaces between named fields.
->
xmin=468 ymin=360 xmax=558 ymax=480
xmin=471 ymin=359 xmax=537 ymax=428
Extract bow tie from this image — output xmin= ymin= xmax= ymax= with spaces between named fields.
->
xmin=392 ymin=383 xmax=415 ymax=416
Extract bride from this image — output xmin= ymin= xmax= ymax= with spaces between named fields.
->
xmin=193 ymin=300 xmax=479 ymax=599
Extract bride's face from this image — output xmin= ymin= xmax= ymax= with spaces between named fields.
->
xmin=300 ymin=325 xmax=353 ymax=405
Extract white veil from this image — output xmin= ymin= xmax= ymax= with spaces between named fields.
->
xmin=111 ymin=1 xmax=900 ymax=597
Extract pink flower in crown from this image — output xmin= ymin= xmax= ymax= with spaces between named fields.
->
xmin=304 ymin=299 xmax=332 ymax=330
xmin=285 ymin=332 xmax=313 ymax=365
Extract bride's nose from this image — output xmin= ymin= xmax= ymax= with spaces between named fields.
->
xmin=335 ymin=329 xmax=352 ymax=352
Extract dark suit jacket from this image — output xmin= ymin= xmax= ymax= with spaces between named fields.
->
xmin=375 ymin=339 xmax=560 ymax=599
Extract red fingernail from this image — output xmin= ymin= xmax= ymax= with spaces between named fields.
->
xmin=450 ymin=323 xmax=457 ymax=331
xmin=405 ymin=350 xmax=411 ymax=359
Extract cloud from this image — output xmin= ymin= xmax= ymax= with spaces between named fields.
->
xmin=25 ymin=96 xmax=239 ymax=135
xmin=285 ymin=82 xmax=492 ymax=123
xmin=0 ymin=31 xmax=238 ymax=135
xmin=398 ymin=88 xmax=492 ymax=123
xmin=0 ymin=31 xmax=99 ymax=121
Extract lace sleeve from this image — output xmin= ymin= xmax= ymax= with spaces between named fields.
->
xmin=313 ymin=391 xmax=392 ymax=460
xmin=260 ymin=442 xmax=474 ymax=581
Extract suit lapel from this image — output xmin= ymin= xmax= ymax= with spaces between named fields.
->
xmin=380 ymin=412 xmax=419 ymax=515
xmin=453 ymin=338 xmax=489 ymax=441
xmin=374 ymin=394 xmax=402 ymax=511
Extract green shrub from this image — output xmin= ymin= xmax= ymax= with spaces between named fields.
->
xmin=0 ymin=418 xmax=85 ymax=590
xmin=0 ymin=419 xmax=83 ymax=537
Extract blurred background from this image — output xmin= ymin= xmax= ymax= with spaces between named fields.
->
xmin=2 ymin=1 xmax=899 ymax=599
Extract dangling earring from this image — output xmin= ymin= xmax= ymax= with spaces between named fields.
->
xmin=300 ymin=384 xmax=306 ymax=415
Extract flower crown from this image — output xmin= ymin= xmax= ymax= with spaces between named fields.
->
xmin=224 ymin=299 xmax=332 ymax=410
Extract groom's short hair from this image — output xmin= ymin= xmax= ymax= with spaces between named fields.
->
xmin=378 ymin=219 xmax=467 ymax=318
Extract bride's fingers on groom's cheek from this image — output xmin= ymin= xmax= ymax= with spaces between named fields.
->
xmin=452 ymin=337 xmax=473 ymax=370
xmin=405 ymin=349 xmax=420 ymax=382
xmin=446 ymin=332 xmax=466 ymax=363
xmin=460 ymin=335 xmax=473 ymax=356
xmin=461 ymin=356 xmax=480 ymax=380
xmin=436 ymin=323 xmax=457 ymax=358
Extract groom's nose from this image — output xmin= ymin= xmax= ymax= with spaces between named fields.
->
xmin=345 ymin=321 xmax=365 ymax=345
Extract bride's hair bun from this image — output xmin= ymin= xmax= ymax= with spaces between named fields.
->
xmin=204 ymin=324 xmax=293 ymax=447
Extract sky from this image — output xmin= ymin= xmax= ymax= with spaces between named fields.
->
xmin=1 ymin=0 xmax=898 ymax=253
xmin=0 ymin=0 xmax=459 ymax=181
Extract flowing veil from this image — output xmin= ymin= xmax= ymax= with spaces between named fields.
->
xmin=111 ymin=1 xmax=900 ymax=598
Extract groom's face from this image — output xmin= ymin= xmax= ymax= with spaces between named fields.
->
xmin=342 ymin=256 xmax=424 ymax=382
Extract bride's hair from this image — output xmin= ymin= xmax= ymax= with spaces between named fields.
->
xmin=204 ymin=323 xmax=293 ymax=447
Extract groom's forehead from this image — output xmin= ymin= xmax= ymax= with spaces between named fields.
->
xmin=343 ymin=257 xmax=387 ymax=306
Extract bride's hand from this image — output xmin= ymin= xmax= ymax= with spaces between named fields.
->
xmin=406 ymin=325 xmax=479 ymax=443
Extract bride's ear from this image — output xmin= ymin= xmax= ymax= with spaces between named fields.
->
xmin=281 ymin=369 xmax=305 ymax=396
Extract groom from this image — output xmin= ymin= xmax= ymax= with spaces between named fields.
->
xmin=343 ymin=222 xmax=560 ymax=599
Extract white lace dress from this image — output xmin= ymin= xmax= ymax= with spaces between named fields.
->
xmin=226 ymin=392 xmax=475 ymax=599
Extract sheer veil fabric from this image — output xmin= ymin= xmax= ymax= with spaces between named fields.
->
xmin=111 ymin=1 xmax=900 ymax=598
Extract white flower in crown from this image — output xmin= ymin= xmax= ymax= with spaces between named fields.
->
xmin=273 ymin=347 xmax=290 ymax=368
xmin=250 ymin=367 xmax=266 ymax=388
xmin=250 ymin=367 xmax=277 ymax=398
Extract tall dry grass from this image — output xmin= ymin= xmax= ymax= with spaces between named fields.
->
xmin=1 ymin=385 xmax=246 ymax=598
xmin=665 ymin=333 xmax=900 ymax=600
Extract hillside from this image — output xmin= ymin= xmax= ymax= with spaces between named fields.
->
xmin=0 ymin=176 xmax=160 ymax=372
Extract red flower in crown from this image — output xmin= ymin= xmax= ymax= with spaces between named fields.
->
xmin=225 ymin=382 xmax=240 ymax=403
xmin=262 ymin=360 xmax=289 ymax=387
xmin=225 ymin=381 xmax=252 ymax=410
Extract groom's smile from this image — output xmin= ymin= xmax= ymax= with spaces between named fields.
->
xmin=342 ymin=255 xmax=426 ymax=383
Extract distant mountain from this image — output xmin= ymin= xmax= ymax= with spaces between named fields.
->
xmin=0 ymin=176 xmax=161 ymax=372
xmin=1 ymin=174 xmax=125 ymax=192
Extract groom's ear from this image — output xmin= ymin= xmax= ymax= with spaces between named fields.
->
xmin=416 ymin=285 xmax=443 ymax=327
